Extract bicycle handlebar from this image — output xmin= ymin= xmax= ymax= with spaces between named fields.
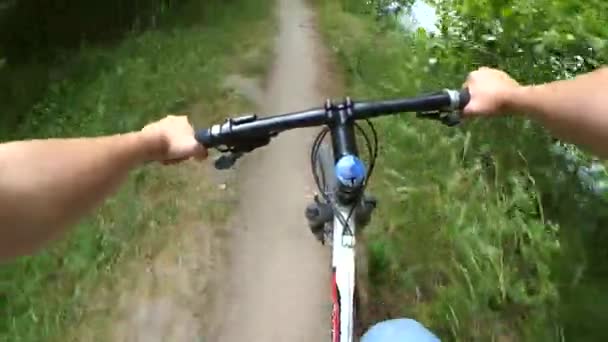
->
xmin=195 ymin=88 xmax=470 ymax=151
xmin=353 ymin=88 xmax=469 ymax=117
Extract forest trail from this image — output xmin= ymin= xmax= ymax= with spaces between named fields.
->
xmin=70 ymin=0 xmax=335 ymax=340
xmin=212 ymin=0 xmax=332 ymax=340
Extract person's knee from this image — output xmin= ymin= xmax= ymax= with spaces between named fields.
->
xmin=361 ymin=318 xmax=440 ymax=342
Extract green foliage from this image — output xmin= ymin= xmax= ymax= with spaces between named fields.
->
xmin=0 ymin=0 xmax=274 ymax=341
xmin=317 ymin=0 xmax=608 ymax=340
xmin=432 ymin=0 xmax=607 ymax=78
xmin=0 ymin=0 xmax=189 ymax=62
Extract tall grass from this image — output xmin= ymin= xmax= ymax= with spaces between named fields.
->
xmin=317 ymin=1 xmax=608 ymax=340
xmin=0 ymin=1 xmax=275 ymax=341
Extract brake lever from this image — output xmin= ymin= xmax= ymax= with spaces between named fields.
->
xmin=416 ymin=110 xmax=462 ymax=127
xmin=211 ymin=133 xmax=275 ymax=170
xmin=442 ymin=112 xmax=462 ymax=127
xmin=214 ymin=152 xmax=244 ymax=170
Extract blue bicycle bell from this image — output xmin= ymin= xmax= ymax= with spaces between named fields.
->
xmin=335 ymin=154 xmax=367 ymax=188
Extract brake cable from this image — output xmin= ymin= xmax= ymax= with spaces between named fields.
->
xmin=310 ymin=119 xmax=378 ymax=236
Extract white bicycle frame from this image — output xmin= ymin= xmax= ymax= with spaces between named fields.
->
xmin=331 ymin=205 xmax=357 ymax=342
xmin=199 ymin=89 xmax=468 ymax=342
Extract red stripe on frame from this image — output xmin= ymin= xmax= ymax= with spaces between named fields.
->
xmin=331 ymin=270 xmax=340 ymax=342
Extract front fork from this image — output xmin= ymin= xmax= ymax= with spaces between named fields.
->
xmin=305 ymin=194 xmax=377 ymax=244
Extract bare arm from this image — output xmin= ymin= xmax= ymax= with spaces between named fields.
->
xmin=464 ymin=66 xmax=608 ymax=157
xmin=0 ymin=115 xmax=206 ymax=260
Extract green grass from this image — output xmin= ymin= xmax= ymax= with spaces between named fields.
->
xmin=316 ymin=1 xmax=608 ymax=341
xmin=0 ymin=1 xmax=275 ymax=341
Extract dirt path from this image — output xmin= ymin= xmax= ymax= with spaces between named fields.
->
xmin=212 ymin=0 xmax=332 ymax=340
xmin=71 ymin=1 xmax=335 ymax=340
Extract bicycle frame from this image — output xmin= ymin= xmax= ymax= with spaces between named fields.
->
xmin=194 ymin=89 xmax=470 ymax=342
xmin=331 ymin=205 xmax=358 ymax=342
xmin=326 ymin=99 xmax=362 ymax=342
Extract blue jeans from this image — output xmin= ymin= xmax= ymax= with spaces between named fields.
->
xmin=361 ymin=319 xmax=440 ymax=342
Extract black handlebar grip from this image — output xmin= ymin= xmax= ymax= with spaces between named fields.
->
xmin=459 ymin=88 xmax=471 ymax=110
xmin=195 ymin=129 xmax=214 ymax=148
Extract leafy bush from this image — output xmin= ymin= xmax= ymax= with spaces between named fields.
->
xmin=317 ymin=0 xmax=608 ymax=340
